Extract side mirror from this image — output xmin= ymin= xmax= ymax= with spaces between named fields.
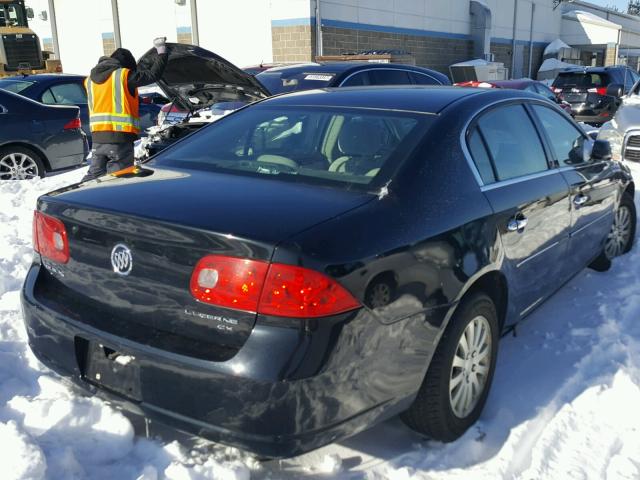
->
xmin=25 ymin=7 xmax=34 ymax=19
xmin=591 ymin=139 xmax=612 ymax=161
xmin=606 ymin=83 xmax=624 ymax=98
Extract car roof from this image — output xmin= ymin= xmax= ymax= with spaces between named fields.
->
xmin=258 ymin=85 xmax=497 ymax=114
xmin=260 ymin=62 xmax=438 ymax=75
xmin=0 ymin=73 xmax=84 ymax=82
xmin=491 ymin=79 xmax=537 ymax=89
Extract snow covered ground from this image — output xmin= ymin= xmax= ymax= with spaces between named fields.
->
xmin=1 ymin=164 xmax=640 ymax=479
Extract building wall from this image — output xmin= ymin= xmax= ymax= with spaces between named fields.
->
xmin=318 ymin=0 xmax=562 ymax=45
xmin=272 ymin=24 xmax=315 ymax=63
xmin=320 ymin=26 xmax=473 ymax=74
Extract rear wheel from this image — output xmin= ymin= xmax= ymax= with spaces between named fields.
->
xmin=590 ymin=192 xmax=636 ymax=271
xmin=401 ymin=292 xmax=499 ymax=441
xmin=0 ymin=146 xmax=45 ymax=180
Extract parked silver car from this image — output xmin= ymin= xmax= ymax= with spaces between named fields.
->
xmin=598 ymin=80 xmax=640 ymax=162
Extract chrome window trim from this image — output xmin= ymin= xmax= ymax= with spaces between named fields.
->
xmin=461 ymin=96 xmax=564 ymax=189
xmin=479 ymin=167 xmax=574 ymax=192
xmin=338 ymin=67 xmax=442 ymax=87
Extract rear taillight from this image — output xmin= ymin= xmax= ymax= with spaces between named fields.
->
xmin=64 ymin=117 xmax=82 ymax=130
xmin=588 ymin=87 xmax=608 ymax=95
xmin=190 ymin=255 xmax=361 ymax=318
xmin=33 ymin=211 xmax=69 ymax=263
xmin=259 ymin=263 xmax=361 ymax=317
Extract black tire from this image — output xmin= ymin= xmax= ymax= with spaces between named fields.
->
xmin=589 ymin=191 xmax=636 ymax=272
xmin=401 ymin=292 xmax=499 ymax=442
xmin=0 ymin=146 xmax=46 ymax=180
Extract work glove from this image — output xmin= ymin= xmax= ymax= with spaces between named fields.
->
xmin=153 ymin=37 xmax=167 ymax=55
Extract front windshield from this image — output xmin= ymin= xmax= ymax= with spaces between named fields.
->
xmin=0 ymin=79 xmax=34 ymax=93
xmin=153 ymin=105 xmax=430 ymax=188
xmin=0 ymin=3 xmax=28 ymax=27
xmin=256 ymin=71 xmax=336 ymax=94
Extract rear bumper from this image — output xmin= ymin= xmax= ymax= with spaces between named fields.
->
xmin=21 ymin=263 xmax=441 ymax=458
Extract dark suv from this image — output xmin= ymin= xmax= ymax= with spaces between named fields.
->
xmin=552 ymin=66 xmax=640 ymax=125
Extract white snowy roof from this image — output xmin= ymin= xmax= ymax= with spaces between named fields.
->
xmin=563 ymin=10 xmax=622 ymax=30
xmin=544 ymin=39 xmax=571 ymax=55
xmin=538 ymin=58 xmax=580 ymax=72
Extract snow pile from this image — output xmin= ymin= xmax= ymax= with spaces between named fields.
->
xmin=1 ymin=163 xmax=640 ymax=479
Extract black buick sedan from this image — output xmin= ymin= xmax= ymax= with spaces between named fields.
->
xmin=22 ymin=86 xmax=636 ymax=458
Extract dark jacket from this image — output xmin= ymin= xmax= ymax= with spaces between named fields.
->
xmin=88 ymin=51 xmax=168 ymax=144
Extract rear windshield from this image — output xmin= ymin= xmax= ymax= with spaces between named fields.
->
xmin=0 ymin=79 xmax=34 ymax=94
xmin=553 ymin=73 xmax=610 ymax=88
xmin=153 ymin=106 xmax=430 ymax=188
xmin=256 ymin=71 xmax=337 ymax=94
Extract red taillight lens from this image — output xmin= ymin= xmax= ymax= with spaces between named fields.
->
xmin=141 ymin=96 xmax=152 ymax=104
xmin=33 ymin=211 xmax=69 ymax=263
xmin=259 ymin=263 xmax=360 ymax=318
xmin=588 ymin=87 xmax=608 ymax=96
xmin=189 ymin=255 xmax=361 ymax=318
xmin=64 ymin=117 xmax=81 ymax=130
xmin=190 ymin=255 xmax=270 ymax=312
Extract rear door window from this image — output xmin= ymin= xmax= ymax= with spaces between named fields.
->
xmin=368 ymin=69 xmax=412 ymax=85
xmin=531 ymin=105 xmax=587 ymax=166
xmin=473 ymin=104 xmax=549 ymax=182
xmin=533 ymin=83 xmax=557 ymax=101
xmin=409 ymin=72 xmax=440 ymax=85
xmin=341 ymin=72 xmax=370 ymax=87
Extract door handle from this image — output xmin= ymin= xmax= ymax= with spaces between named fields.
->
xmin=507 ymin=216 xmax=528 ymax=232
xmin=573 ymin=194 xmax=589 ymax=207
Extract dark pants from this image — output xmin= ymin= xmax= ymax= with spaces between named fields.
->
xmin=82 ymin=142 xmax=135 ymax=182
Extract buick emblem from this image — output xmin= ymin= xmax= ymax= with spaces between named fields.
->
xmin=110 ymin=243 xmax=133 ymax=276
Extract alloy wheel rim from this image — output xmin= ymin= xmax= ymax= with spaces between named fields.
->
xmin=369 ymin=283 xmax=392 ymax=308
xmin=604 ymin=206 xmax=632 ymax=260
xmin=0 ymin=153 xmax=39 ymax=180
xmin=449 ymin=315 xmax=492 ymax=418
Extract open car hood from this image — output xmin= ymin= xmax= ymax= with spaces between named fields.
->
xmin=138 ymin=43 xmax=271 ymax=113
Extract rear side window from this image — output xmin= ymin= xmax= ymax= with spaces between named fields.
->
xmin=553 ymin=73 xmax=609 ymax=88
xmin=0 ymin=79 xmax=34 ymax=93
xmin=532 ymin=105 xmax=587 ymax=166
xmin=41 ymin=83 xmax=87 ymax=105
xmin=368 ymin=69 xmax=412 ymax=85
xmin=467 ymin=129 xmax=496 ymax=184
xmin=470 ymin=104 xmax=548 ymax=182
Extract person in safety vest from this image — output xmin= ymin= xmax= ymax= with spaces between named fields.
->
xmin=82 ymin=37 xmax=168 ymax=181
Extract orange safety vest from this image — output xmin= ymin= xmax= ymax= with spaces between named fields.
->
xmin=85 ymin=68 xmax=140 ymax=135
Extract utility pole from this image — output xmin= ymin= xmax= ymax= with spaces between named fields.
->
xmin=110 ymin=0 xmax=122 ymax=49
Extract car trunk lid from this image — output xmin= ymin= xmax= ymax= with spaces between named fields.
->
xmin=35 ymin=166 xmax=373 ymax=360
